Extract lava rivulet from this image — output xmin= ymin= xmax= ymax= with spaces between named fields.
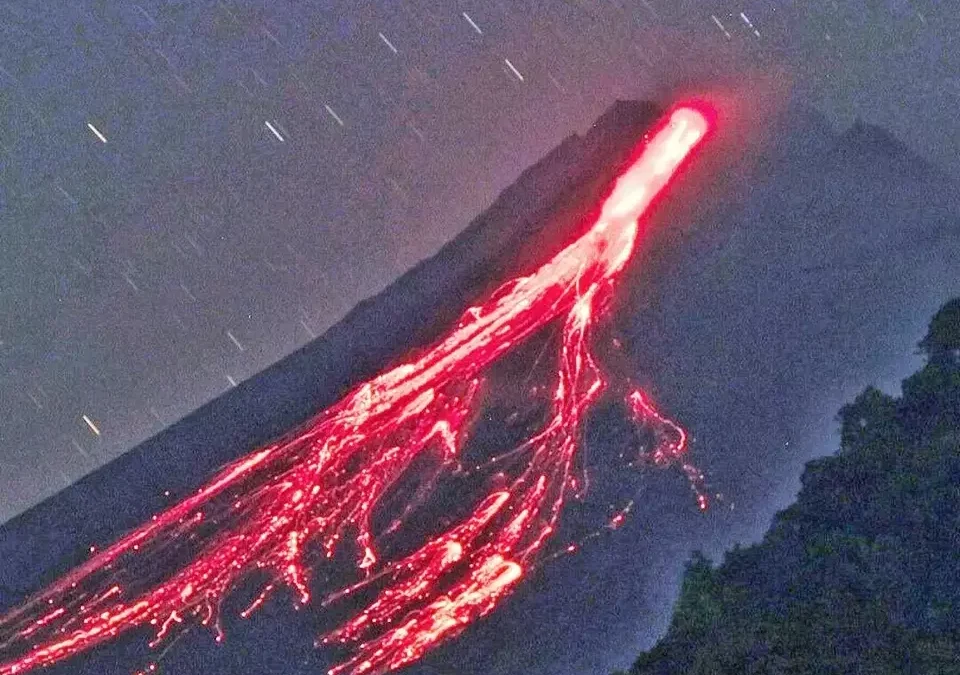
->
xmin=0 ymin=103 xmax=713 ymax=675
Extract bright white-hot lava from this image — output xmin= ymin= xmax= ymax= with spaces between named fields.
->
xmin=0 ymin=102 xmax=714 ymax=675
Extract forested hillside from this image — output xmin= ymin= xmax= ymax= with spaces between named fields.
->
xmin=619 ymin=299 xmax=960 ymax=675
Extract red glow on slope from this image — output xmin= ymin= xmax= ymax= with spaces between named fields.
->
xmin=0 ymin=103 xmax=714 ymax=675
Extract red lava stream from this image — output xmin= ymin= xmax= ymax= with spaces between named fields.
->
xmin=0 ymin=102 xmax=714 ymax=675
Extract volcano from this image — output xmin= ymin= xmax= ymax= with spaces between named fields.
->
xmin=2 ymin=95 xmax=960 ymax=675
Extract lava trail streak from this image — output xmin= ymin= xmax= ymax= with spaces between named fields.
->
xmin=0 ymin=103 xmax=714 ymax=675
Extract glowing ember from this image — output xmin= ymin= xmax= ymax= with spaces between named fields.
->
xmin=0 ymin=103 xmax=714 ymax=675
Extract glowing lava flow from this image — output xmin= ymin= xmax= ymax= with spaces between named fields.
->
xmin=0 ymin=103 xmax=713 ymax=675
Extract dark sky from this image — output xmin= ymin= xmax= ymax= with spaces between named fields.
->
xmin=1 ymin=0 xmax=958 ymax=524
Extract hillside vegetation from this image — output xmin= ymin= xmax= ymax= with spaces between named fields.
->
xmin=619 ymin=299 xmax=960 ymax=675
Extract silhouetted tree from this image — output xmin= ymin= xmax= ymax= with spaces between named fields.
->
xmin=918 ymin=298 xmax=960 ymax=366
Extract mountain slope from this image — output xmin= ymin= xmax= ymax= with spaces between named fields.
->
xmin=0 ymin=99 xmax=668 ymax=674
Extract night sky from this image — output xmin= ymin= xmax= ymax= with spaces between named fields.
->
xmin=1 ymin=1 xmax=958 ymax=529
